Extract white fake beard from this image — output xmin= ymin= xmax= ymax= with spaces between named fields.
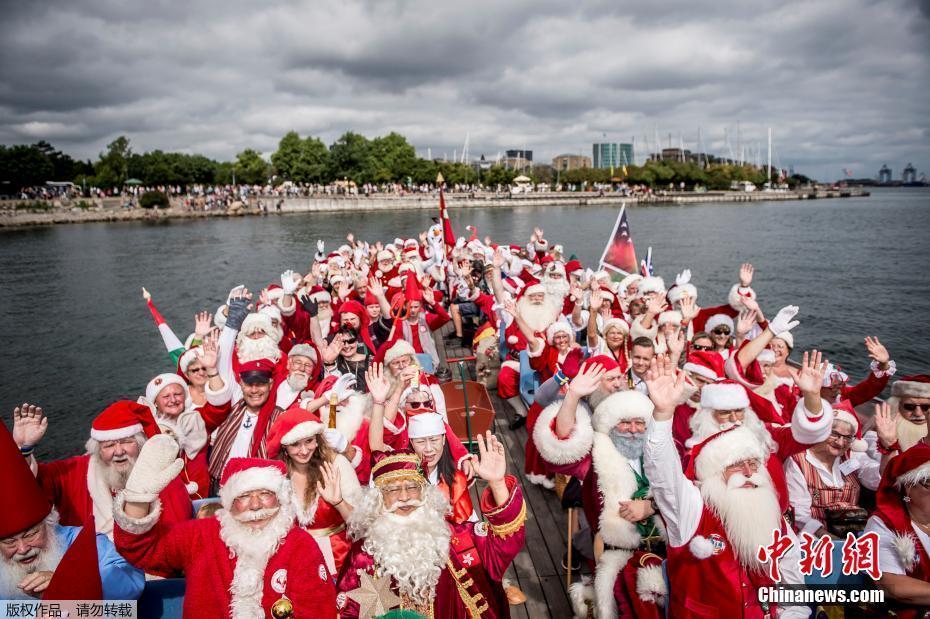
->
xmin=286 ymin=372 xmax=309 ymax=393
xmin=543 ymin=277 xmax=570 ymax=301
xmin=688 ymin=408 xmax=775 ymax=452
xmin=516 ymin=296 xmax=560 ymax=333
xmin=0 ymin=527 xmax=65 ymax=597
xmin=700 ymin=470 xmax=783 ymax=574
xmin=318 ymin=309 xmax=334 ymax=337
xmin=608 ymin=429 xmax=645 ymax=461
xmin=349 ymin=486 xmax=451 ymax=605
xmin=897 ymin=415 xmax=927 ymax=450
xmin=236 ymin=333 xmax=282 ymax=363
xmin=96 ymin=453 xmax=137 ymax=492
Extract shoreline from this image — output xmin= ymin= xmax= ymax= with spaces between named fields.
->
xmin=0 ymin=188 xmax=870 ymax=229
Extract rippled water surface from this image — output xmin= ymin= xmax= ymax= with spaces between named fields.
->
xmin=1 ymin=187 xmax=927 ymax=458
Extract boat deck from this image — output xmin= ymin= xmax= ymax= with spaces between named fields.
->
xmin=435 ymin=323 xmax=579 ymax=618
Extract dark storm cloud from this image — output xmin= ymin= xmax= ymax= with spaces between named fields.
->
xmin=0 ymin=0 xmax=926 ymax=180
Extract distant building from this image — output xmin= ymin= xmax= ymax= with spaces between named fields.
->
xmin=593 ymin=143 xmax=634 ymax=169
xmin=551 ymin=154 xmax=592 ymax=171
xmin=879 ymin=164 xmax=892 ymax=184
xmin=903 ymin=163 xmax=917 ymax=184
xmin=503 ymin=149 xmax=532 ymax=170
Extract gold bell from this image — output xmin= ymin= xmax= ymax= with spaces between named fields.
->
xmin=270 ymin=596 xmax=294 ymax=619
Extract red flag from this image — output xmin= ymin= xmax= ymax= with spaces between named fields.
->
xmin=43 ymin=515 xmax=104 ymax=600
xmin=599 ymin=205 xmax=638 ymax=275
xmin=439 ymin=185 xmax=456 ymax=259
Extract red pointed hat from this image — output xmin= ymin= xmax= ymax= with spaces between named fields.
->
xmin=266 ymin=407 xmax=324 ymax=459
xmin=403 ymin=272 xmax=423 ymax=303
xmin=683 ymin=350 xmax=726 ymax=381
xmin=582 ymin=354 xmax=620 ymax=373
xmin=873 ymin=442 xmax=930 ymax=535
xmin=90 ymin=400 xmax=160 ymax=442
xmin=0 ymin=420 xmax=52 ymax=537
xmin=371 ymin=449 xmax=426 ymax=488
xmin=42 ymin=515 xmax=103 ymax=600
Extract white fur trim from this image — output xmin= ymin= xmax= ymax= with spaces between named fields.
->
xmin=728 ymin=284 xmax=756 ymax=310
xmin=694 ymin=425 xmax=768 ymax=481
xmin=689 ymin=535 xmax=715 ymax=559
xmin=532 ymin=400 xmax=594 ymax=466
xmin=699 ymin=383 xmax=749 ymax=410
xmin=591 ymin=434 xmax=643 ymax=549
xmin=384 ymin=340 xmax=416 ymax=366
xmin=638 ymin=276 xmax=665 ymax=296
xmin=219 ymin=466 xmax=288 ymax=510
xmin=408 ymin=412 xmax=445 ymax=439
xmin=658 ymin=310 xmax=682 ymax=327
xmin=592 ymin=391 xmax=654 ymax=434
xmin=893 ymin=380 xmax=930 ymax=399
xmin=602 ymin=317 xmax=629 ymax=335
xmin=775 ymin=331 xmax=794 ymax=349
xmin=280 ymin=420 xmax=325 ymax=446
xmin=834 ymin=410 xmax=860 ymax=433
xmin=757 ymin=349 xmax=775 ymax=364
xmin=525 ymin=473 xmax=554 ymax=489
xmin=891 ymin=531 xmax=918 ymax=570
xmin=594 ymin=549 xmax=632 ymax=618
xmin=112 ymin=493 xmax=162 ymax=535
xmin=668 ymin=283 xmax=697 ymax=305
xmin=524 ymin=283 xmax=545 ymax=296
xmin=568 ymin=577 xmax=594 ymax=619
xmin=704 ymin=313 xmax=734 ymax=334
xmin=90 ymin=424 xmax=144 ymax=442
xmin=146 ymin=373 xmax=189 ymax=406
xmin=684 ymin=362 xmax=719 ymax=382
xmin=241 ymin=312 xmax=274 ymax=336
xmin=636 ymin=564 xmax=667 ymax=605
xmin=897 ymin=461 xmax=930 ymax=489
xmin=546 ymin=321 xmax=573 ymax=345
xmin=618 ymin=273 xmax=642 ymax=296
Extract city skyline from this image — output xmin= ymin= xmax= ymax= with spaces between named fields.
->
xmin=1 ymin=0 xmax=928 ymax=181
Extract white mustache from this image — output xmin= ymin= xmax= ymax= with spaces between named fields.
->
xmin=718 ymin=420 xmax=743 ymax=431
xmin=726 ymin=473 xmax=766 ymax=489
xmin=386 ymin=499 xmax=423 ymax=513
xmin=12 ymin=548 xmax=39 ymax=563
xmin=233 ymin=506 xmax=280 ymax=522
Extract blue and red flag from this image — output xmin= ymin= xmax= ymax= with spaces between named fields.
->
xmin=599 ymin=204 xmax=638 ymax=276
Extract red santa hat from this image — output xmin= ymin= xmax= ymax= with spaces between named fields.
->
xmin=683 ymin=350 xmax=726 ymax=382
xmin=872 ymin=442 xmax=930 ymax=570
xmin=178 ymin=347 xmax=201 ymax=376
xmin=544 ymin=261 xmax=565 ymax=278
xmin=704 ymin=313 xmax=734 ymax=334
xmin=90 ymin=400 xmax=160 ymax=442
xmin=240 ymin=312 xmax=275 ymax=336
xmin=822 ymin=363 xmax=849 ymax=387
xmin=618 ymin=273 xmax=642 ymax=296
xmin=501 ymin=276 xmax=526 ymax=298
xmin=891 ymin=375 xmax=930 ymax=399
xmin=364 ymin=290 xmax=379 ymax=306
xmin=266 ymin=407 xmax=325 ymax=459
xmin=637 ymin=276 xmax=666 ymax=297
xmin=583 ymin=354 xmax=620 ymax=373
xmin=264 ymin=284 xmax=284 ymax=303
xmin=592 ymin=390 xmax=654 ymax=434
xmin=146 ymin=373 xmax=190 ymax=406
xmin=218 ymin=458 xmax=289 ymax=511
xmin=545 ymin=321 xmax=573 ymax=345
xmin=602 ymin=317 xmax=629 ymax=335
xmin=699 ymin=381 xmax=750 ymax=411
xmin=667 ymin=283 xmax=698 ymax=305
xmin=42 ymin=515 xmax=103 ymax=600
xmin=832 ymin=401 xmax=867 ymax=452
xmin=658 ymin=310 xmax=682 ymax=327
xmin=376 ymin=249 xmax=394 ymax=262
xmin=686 ymin=425 xmax=768 ymax=482
xmin=371 ymin=449 xmax=426 ymax=488
xmin=0 ymin=419 xmax=52 ymax=537
xmin=408 ymin=412 xmax=446 ymax=439
xmin=403 ymin=271 xmax=424 ymax=303
xmin=308 ymin=285 xmax=332 ymax=303
xmin=523 ymin=283 xmax=545 ymax=297
xmin=564 ymin=259 xmax=583 ymax=275
xmin=383 ymin=339 xmax=416 ymax=366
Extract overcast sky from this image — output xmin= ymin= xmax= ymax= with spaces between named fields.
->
xmin=1 ymin=0 xmax=928 ymax=181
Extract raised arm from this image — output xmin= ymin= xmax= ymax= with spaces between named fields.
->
xmin=365 ymin=364 xmax=391 ymax=452
xmin=554 ymin=363 xmax=604 ymax=438
xmin=503 ymin=298 xmax=543 ymax=356
xmin=736 ymin=304 xmax=798 ymax=369
xmin=586 ymin=289 xmax=604 ymax=348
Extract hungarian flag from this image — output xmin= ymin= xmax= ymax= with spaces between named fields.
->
xmin=437 ymin=174 xmax=456 ymax=259
xmin=599 ymin=205 xmax=638 ymax=276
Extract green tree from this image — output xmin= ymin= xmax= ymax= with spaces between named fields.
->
xmin=369 ymin=132 xmax=418 ymax=182
xmin=327 ymin=132 xmax=373 ymax=183
xmin=234 ymin=149 xmax=269 ymax=185
xmin=93 ymin=136 xmax=132 ymax=188
xmin=0 ymin=144 xmax=55 ymax=191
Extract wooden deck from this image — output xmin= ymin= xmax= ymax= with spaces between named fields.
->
xmin=434 ymin=323 xmax=581 ymax=618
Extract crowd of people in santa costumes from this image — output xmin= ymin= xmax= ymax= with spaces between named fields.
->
xmin=5 ymin=216 xmax=927 ymax=617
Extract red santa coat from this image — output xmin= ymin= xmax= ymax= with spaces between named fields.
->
xmin=666 ymin=507 xmax=777 ymax=618
xmin=115 ymin=516 xmax=336 ymax=618
xmin=37 ymin=454 xmax=192 ymax=540
xmin=337 ymin=477 xmax=526 ymax=618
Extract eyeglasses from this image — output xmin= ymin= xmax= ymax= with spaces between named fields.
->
xmin=289 ymin=360 xmax=315 ymax=371
xmin=902 ymin=403 xmax=930 ymax=413
xmin=232 ymin=490 xmax=277 ymax=508
xmin=187 ymin=366 xmax=207 ymax=374
xmin=691 ymin=344 xmax=713 ymax=351
xmin=0 ymin=525 xmax=43 ymax=549
xmin=382 ymin=483 xmax=423 ymax=498
xmin=724 ymin=459 xmax=760 ymax=474
xmin=829 ymin=431 xmax=855 ymax=443
xmin=712 ymin=327 xmax=731 ymax=336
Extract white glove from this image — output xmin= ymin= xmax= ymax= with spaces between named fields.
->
xmin=675 ymin=269 xmax=692 ymax=286
xmin=322 ymin=428 xmax=348 ymax=453
xmin=280 ymin=269 xmax=299 ymax=295
xmin=769 ymin=305 xmax=800 ymax=335
xmin=325 ymin=374 xmax=357 ymax=402
xmin=123 ymin=435 xmax=184 ymax=503
xmin=226 ymin=284 xmax=245 ymax=304
xmin=455 ymin=237 xmax=466 ymax=249
xmin=315 ymin=240 xmax=325 ymax=262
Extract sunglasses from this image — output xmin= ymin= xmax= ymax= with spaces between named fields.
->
xmin=341 ymin=339 xmax=357 ymax=346
xmin=712 ymin=327 xmax=731 ymax=336
xmin=406 ymin=400 xmax=434 ymax=410
xmin=691 ymin=344 xmax=713 ymax=351
xmin=902 ymin=403 xmax=930 ymax=413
